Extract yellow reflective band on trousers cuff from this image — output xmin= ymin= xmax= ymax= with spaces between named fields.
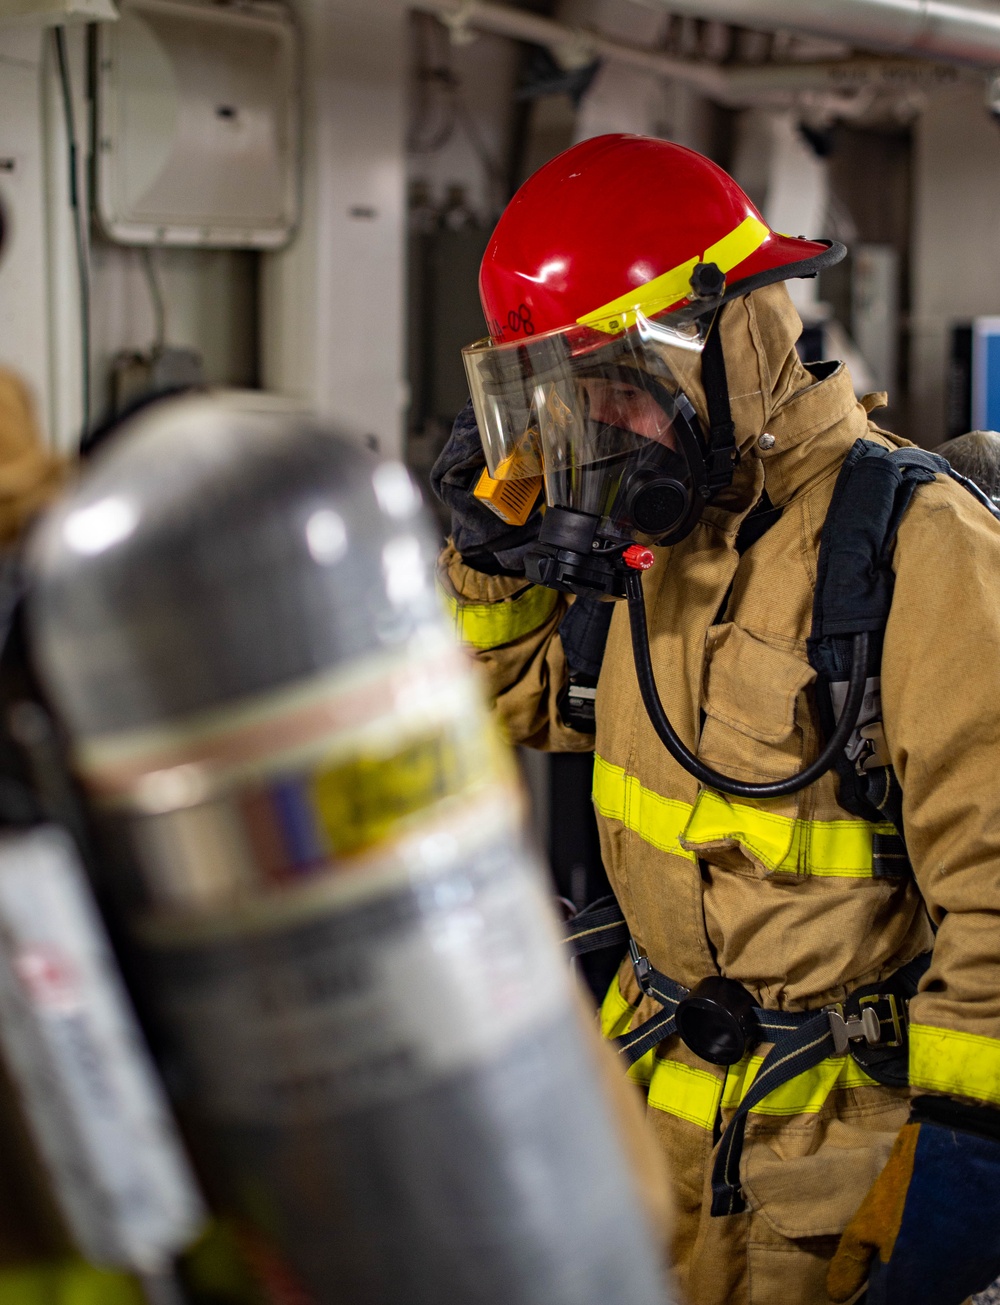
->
xmin=439 ymin=583 xmax=558 ymax=651
xmin=576 ymin=215 xmax=769 ymax=335
xmin=909 ymin=1023 xmax=1000 ymax=1106
xmin=592 ymin=755 xmax=894 ymax=879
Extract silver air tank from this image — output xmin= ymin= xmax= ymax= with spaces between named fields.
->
xmin=27 ymin=393 xmax=671 ymax=1305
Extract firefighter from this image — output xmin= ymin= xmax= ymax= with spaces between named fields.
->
xmin=433 ymin=133 xmax=1000 ymax=1304
xmin=936 ymin=429 xmax=1000 ymax=503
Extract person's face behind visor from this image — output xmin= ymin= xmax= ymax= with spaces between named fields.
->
xmin=579 ymin=375 xmax=679 ymax=450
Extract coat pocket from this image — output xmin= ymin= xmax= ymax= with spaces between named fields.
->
xmin=682 ymin=625 xmax=817 ymax=876
xmin=697 ymin=623 xmax=816 ymax=783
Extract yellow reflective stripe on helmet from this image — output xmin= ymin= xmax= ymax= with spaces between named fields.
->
xmin=646 ymin=1050 xmax=878 ymax=1130
xmin=909 ymin=1023 xmax=1000 ymax=1107
xmin=439 ymin=584 xmax=558 ymax=651
xmin=593 ymin=755 xmax=893 ymax=879
xmin=600 ymin=975 xmax=655 ymax=1086
xmin=577 ymin=215 xmax=770 ymax=335
xmin=592 ymin=755 xmax=696 ymax=862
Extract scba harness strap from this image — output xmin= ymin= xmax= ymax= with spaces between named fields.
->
xmin=808 ymin=438 xmax=1000 ymax=868
xmin=566 ymin=900 xmax=929 ymax=1215
xmin=565 ymin=439 xmax=1000 ymax=1215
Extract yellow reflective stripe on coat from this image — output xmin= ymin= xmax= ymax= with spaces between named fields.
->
xmin=593 ymin=755 xmax=894 ymax=879
xmin=645 ymin=1051 xmax=879 ymax=1130
xmin=576 ymin=215 xmax=769 ymax=334
xmin=439 ymin=584 xmax=558 ymax=651
xmin=909 ymin=1023 xmax=1000 ymax=1106
xmin=593 ymin=755 xmax=696 ymax=862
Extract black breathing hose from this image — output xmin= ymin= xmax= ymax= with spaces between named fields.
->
xmin=624 ymin=568 xmax=870 ymax=800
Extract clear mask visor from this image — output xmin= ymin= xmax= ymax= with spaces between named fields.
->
xmin=463 ymin=308 xmax=713 ymax=479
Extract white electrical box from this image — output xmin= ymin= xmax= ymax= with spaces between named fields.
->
xmin=95 ymin=0 xmax=299 ymax=248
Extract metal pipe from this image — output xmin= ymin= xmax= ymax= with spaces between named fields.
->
xmin=412 ymin=0 xmax=976 ymax=103
xmin=640 ymin=0 xmax=1000 ymax=70
xmin=415 ymin=0 xmax=727 ymax=95
xmin=725 ymin=56 xmax=966 ymax=95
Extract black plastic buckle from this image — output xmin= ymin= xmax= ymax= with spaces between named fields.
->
xmin=628 ymin=938 xmax=655 ymax=998
xmin=706 ymin=433 xmax=737 ymax=478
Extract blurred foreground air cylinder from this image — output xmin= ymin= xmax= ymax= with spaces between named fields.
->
xmin=25 ymin=394 xmax=669 ymax=1304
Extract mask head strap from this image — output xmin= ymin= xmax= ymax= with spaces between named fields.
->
xmin=700 ymin=319 xmax=738 ymax=496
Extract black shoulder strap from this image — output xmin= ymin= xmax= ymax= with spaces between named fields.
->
xmin=700 ymin=320 xmax=738 ymax=496
xmin=807 ymin=441 xmax=963 ymax=878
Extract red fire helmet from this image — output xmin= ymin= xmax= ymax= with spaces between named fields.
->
xmin=479 ymin=133 xmax=843 ymax=346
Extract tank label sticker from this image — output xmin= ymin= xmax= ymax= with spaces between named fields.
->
xmin=75 ymin=634 xmax=478 ymax=806
xmin=122 ymin=709 xmax=518 ymax=915
xmin=143 ymin=837 xmax=571 ymax=1121
xmin=0 ymin=827 xmax=205 ymax=1269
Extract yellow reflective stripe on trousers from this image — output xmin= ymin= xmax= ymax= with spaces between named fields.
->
xmin=599 ymin=976 xmax=655 ymax=1087
xmin=577 ymin=215 xmax=769 ymax=334
xmin=593 ymin=755 xmax=893 ymax=879
xmin=646 ymin=1051 xmax=879 ymax=1130
xmin=909 ymin=1023 xmax=1000 ymax=1107
xmin=439 ymin=584 xmax=558 ymax=651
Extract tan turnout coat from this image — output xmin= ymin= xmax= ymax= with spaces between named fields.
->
xmin=439 ymin=284 xmax=1000 ymax=1304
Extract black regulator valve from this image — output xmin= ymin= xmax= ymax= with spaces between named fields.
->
xmin=675 ymin=976 xmax=758 ymax=1066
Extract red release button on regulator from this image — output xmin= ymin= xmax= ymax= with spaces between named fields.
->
xmin=622 ymin=545 xmax=656 ymax=571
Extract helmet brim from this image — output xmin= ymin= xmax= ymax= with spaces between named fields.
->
xmin=721 ymin=237 xmax=847 ymax=308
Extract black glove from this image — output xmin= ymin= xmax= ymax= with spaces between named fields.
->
xmin=430 ymin=400 xmax=542 ymax=576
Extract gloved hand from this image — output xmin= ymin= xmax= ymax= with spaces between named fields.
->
xmin=430 ymin=399 xmax=542 ymax=576
xmin=827 ymin=1095 xmax=1000 ymax=1304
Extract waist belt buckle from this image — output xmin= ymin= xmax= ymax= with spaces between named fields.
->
xmin=858 ymin=992 xmax=905 ymax=1049
xmin=628 ymin=938 xmax=655 ymax=998
xmin=824 ymin=1001 xmax=882 ymax=1055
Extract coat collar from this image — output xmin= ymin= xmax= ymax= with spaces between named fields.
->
xmin=701 ymin=362 xmax=872 ymax=536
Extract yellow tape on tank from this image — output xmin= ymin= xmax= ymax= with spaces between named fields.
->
xmin=0 ymin=1263 xmax=143 ymax=1305
xmin=576 ymin=215 xmax=770 ymax=335
xmin=311 ymin=724 xmax=505 ymax=856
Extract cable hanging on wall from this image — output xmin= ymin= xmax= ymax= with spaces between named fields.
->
xmin=52 ymin=26 xmax=91 ymax=441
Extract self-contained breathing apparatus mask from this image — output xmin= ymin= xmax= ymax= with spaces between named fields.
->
xmin=464 ymin=290 xmax=732 ymax=597
xmin=462 ymin=283 xmax=870 ymax=802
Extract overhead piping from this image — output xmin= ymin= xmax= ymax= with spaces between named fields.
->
xmin=416 ymin=0 xmax=727 ymax=95
xmin=643 ymin=0 xmax=1000 ymax=70
xmin=413 ymin=0 xmax=971 ymax=104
